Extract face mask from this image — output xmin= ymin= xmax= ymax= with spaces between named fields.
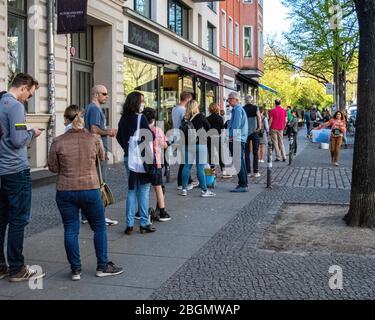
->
xmin=139 ymin=103 xmax=145 ymax=113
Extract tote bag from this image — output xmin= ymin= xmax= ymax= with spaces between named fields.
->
xmin=128 ymin=114 xmax=147 ymax=173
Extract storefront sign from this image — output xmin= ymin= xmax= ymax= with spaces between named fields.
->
xmin=129 ymin=21 xmax=159 ymax=54
xmin=201 ymin=57 xmax=216 ymax=76
xmin=57 ymin=0 xmax=88 ymax=34
xmin=182 ymin=50 xmax=198 ymax=68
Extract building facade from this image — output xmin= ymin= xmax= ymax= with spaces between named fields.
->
xmin=123 ymin=0 xmax=222 ymax=132
xmin=1 ymin=0 xmax=264 ymax=171
xmin=219 ymin=0 xmax=264 ymax=112
xmin=1 ymin=0 xmax=124 ymax=168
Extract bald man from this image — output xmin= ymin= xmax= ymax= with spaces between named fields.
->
xmin=83 ymin=85 xmax=118 ymax=226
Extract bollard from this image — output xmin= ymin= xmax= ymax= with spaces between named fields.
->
xmin=267 ymin=140 xmax=273 ymax=189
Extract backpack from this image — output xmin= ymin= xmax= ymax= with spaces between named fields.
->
xmin=179 ymin=118 xmax=195 ymax=140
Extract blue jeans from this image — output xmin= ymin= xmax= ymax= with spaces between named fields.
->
xmin=81 ymin=160 xmax=107 ymax=222
xmin=182 ymin=145 xmax=207 ymax=192
xmin=230 ymin=141 xmax=248 ymax=188
xmin=56 ymin=189 xmax=108 ymax=271
xmin=0 ymin=169 xmax=32 ymax=275
xmin=124 ymin=156 xmax=151 ymax=227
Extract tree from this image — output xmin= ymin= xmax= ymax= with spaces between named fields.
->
xmin=259 ymin=51 xmax=333 ymax=109
xmin=344 ymin=0 xmax=375 ymax=227
xmin=279 ymin=0 xmax=359 ymax=111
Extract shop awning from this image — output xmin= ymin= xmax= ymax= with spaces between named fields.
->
xmin=124 ymin=45 xmax=168 ymax=65
xmin=180 ymin=66 xmax=221 ymax=85
xmin=259 ymin=84 xmax=278 ymax=94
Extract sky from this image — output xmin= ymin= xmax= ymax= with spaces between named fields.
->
xmin=263 ymin=0 xmax=291 ymax=38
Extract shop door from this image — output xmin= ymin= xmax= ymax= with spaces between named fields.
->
xmin=71 ymin=62 xmax=93 ymax=108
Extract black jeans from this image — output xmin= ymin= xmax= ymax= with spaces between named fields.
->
xmin=0 ymin=169 xmax=32 ymax=275
xmin=208 ymin=136 xmax=224 ymax=170
xmin=245 ymin=133 xmax=260 ymax=174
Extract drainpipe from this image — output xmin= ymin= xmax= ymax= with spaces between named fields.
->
xmin=47 ymin=0 xmax=56 ymax=155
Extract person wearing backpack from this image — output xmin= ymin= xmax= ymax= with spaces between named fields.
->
xmin=172 ymin=92 xmax=198 ymax=191
xmin=243 ymin=95 xmax=262 ymax=178
xmin=180 ymin=100 xmax=215 ymax=197
xmin=116 ymin=92 xmax=156 ymax=235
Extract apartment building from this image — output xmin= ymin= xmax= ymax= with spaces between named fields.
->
xmin=219 ymin=0 xmax=264 ymax=111
xmin=123 ymin=0 xmax=221 ymax=131
xmin=2 ymin=0 xmax=124 ymax=168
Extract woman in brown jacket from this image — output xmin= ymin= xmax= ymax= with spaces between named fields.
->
xmin=48 ymin=105 xmax=123 ymax=281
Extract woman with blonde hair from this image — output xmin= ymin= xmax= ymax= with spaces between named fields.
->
xmin=48 ymin=105 xmax=123 ymax=281
xmin=180 ymin=100 xmax=215 ymax=197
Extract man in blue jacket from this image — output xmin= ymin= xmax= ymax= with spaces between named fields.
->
xmin=228 ymin=92 xmax=248 ymax=192
xmin=0 ymin=73 xmax=45 ymax=282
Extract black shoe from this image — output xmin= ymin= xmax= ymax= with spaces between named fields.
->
xmin=135 ymin=211 xmax=140 ymax=220
xmin=158 ymin=211 xmax=171 ymax=222
xmin=140 ymin=224 xmax=156 ymax=234
xmin=96 ymin=262 xmax=123 ymax=277
xmin=275 ymin=159 xmax=281 ymax=162
xmin=283 ymin=158 xmax=286 ymax=162
xmin=71 ymin=270 xmax=81 ymax=281
xmin=124 ymin=226 xmax=133 ymax=235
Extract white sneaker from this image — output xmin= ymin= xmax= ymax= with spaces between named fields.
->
xmin=71 ymin=271 xmax=81 ymax=281
xmin=180 ymin=189 xmax=187 ymax=196
xmin=177 ymin=186 xmax=183 ymax=190
xmin=254 ymin=173 xmax=261 ymax=178
xmin=201 ymin=190 xmax=216 ymax=197
xmin=81 ymin=220 xmax=88 ymax=224
xmin=190 ymin=181 xmax=200 ymax=188
xmin=105 ymin=218 xmax=118 ymax=226
xmin=222 ymin=170 xmax=233 ymax=178
xmin=259 ymin=160 xmax=264 ymax=163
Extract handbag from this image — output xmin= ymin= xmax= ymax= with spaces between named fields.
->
xmin=332 ymin=128 xmax=343 ymax=137
xmin=97 ymin=155 xmax=114 ymax=207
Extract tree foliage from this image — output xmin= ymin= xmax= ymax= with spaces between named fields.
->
xmin=259 ymin=51 xmax=333 ymax=109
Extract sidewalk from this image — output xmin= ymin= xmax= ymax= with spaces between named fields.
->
xmin=0 ymin=169 xmax=266 ymax=300
xmin=1 ymin=132 xmax=362 ymax=300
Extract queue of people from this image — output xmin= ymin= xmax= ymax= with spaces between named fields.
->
xmin=1 ymin=73 xmax=348 ymax=283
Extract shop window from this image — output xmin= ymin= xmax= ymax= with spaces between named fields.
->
xmin=134 ymin=0 xmax=151 ymax=19
xmin=168 ymin=0 xmax=189 ymax=40
xmin=7 ymin=0 xmax=27 ymax=84
xmin=124 ymin=56 xmax=159 ymax=110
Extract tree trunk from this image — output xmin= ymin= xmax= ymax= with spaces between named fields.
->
xmin=338 ymin=69 xmax=346 ymax=111
xmin=344 ymin=0 xmax=375 ymax=228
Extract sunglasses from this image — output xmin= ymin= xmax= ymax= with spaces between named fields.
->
xmin=100 ymin=92 xmax=109 ymax=96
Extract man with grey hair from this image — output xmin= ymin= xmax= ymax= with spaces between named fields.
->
xmin=243 ymin=95 xmax=262 ymax=178
xmin=227 ymin=92 xmax=249 ymax=192
xmin=83 ymin=85 xmax=118 ymax=226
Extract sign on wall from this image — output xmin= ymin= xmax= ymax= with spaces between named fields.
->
xmin=128 ymin=22 xmax=159 ymax=54
xmin=57 ymin=0 xmax=88 ymax=34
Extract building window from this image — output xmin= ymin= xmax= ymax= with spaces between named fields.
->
xmin=134 ymin=0 xmax=151 ymax=19
xmin=221 ymin=10 xmax=226 ymax=48
xmin=235 ymin=23 xmax=240 ymax=56
xmin=7 ymin=0 xmax=27 ymax=84
xmin=168 ymin=0 xmax=189 ymax=40
xmin=243 ymin=26 xmax=253 ymax=58
xmin=207 ymin=1 xmax=216 ymax=12
xmin=259 ymin=30 xmax=264 ymax=59
xmin=207 ymin=23 xmax=215 ymax=54
xmin=229 ymin=17 xmax=233 ymax=52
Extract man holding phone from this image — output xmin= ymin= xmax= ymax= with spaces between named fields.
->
xmin=0 ymin=73 xmax=45 ymax=282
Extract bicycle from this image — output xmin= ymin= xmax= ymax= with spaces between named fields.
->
xmin=288 ymin=131 xmax=296 ymax=166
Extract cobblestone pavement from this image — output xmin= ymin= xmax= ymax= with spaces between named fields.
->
xmin=150 ymin=186 xmax=375 ymax=300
